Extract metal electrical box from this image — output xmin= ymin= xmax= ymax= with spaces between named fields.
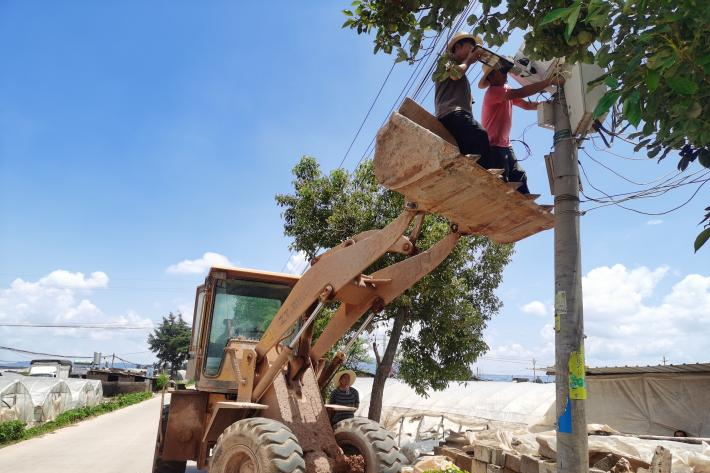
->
xmin=563 ymin=62 xmax=607 ymax=137
xmin=509 ymin=48 xmax=561 ymax=94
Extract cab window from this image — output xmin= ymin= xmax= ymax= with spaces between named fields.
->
xmin=203 ymin=279 xmax=291 ymax=376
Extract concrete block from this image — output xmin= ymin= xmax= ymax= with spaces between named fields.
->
xmin=490 ymin=448 xmax=506 ymax=467
xmin=521 ymin=455 xmax=540 ymax=473
xmin=452 ymin=452 xmax=477 ymax=473
xmin=474 ymin=445 xmax=493 ymax=463
xmin=650 ymin=446 xmax=671 ymax=473
xmin=488 ymin=465 xmax=503 ymax=473
xmin=539 ymin=461 xmax=556 ymax=473
xmin=504 ymin=453 xmax=521 ymax=472
xmin=470 ymin=459 xmax=489 ymax=473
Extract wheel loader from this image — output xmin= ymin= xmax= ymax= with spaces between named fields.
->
xmin=152 ymin=98 xmax=554 ymax=473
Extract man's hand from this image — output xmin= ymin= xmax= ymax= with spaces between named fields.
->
xmin=464 ymin=46 xmax=483 ymax=65
xmin=546 ymin=72 xmax=566 ymax=87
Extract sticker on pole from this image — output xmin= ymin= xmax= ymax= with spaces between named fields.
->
xmin=555 ymin=291 xmax=567 ymax=315
xmin=554 ymin=312 xmax=561 ymax=332
xmin=568 ymin=349 xmax=587 ymax=400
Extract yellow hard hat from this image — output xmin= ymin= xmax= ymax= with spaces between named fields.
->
xmin=446 ymin=32 xmax=482 ymax=53
xmin=334 ymin=369 xmax=356 ymax=385
xmin=478 ymin=64 xmax=495 ymax=89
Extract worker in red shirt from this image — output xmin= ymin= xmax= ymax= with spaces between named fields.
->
xmin=480 ymin=64 xmax=565 ymax=194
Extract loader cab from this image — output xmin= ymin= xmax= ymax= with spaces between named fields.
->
xmin=187 ymin=267 xmax=299 ymax=389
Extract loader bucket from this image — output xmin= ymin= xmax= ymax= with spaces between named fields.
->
xmin=373 ymin=98 xmax=554 ymax=244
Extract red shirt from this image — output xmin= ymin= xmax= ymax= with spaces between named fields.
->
xmin=482 ymin=85 xmax=525 ymax=147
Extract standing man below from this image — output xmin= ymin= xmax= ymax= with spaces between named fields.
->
xmin=480 ymin=64 xmax=565 ymax=194
xmin=435 ymin=33 xmax=500 ymax=170
xmin=328 ymin=370 xmax=359 ymax=426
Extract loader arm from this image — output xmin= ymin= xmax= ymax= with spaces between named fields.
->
xmin=310 ymin=230 xmax=462 ymax=360
xmin=255 ymin=208 xmax=417 ymax=359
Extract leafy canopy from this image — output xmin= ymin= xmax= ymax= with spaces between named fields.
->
xmin=342 ymin=0 xmax=710 ymax=248
xmin=276 ymin=156 xmax=513 ymax=393
xmin=147 ymin=312 xmax=191 ymax=374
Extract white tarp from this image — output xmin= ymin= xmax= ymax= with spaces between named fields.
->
xmin=0 ymin=379 xmax=35 ymax=424
xmin=63 ymin=379 xmax=103 ymax=408
xmin=354 ymin=374 xmax=710 ymax=439
xmin=353 ymin=378 xmax=557 ymax=440
xmin=587 ymin=374 xmax=710 ymax=437
xmin=19 ymin=378 xmax=73 ymax=422
xmin=467 ymin=428 xmax=710 ymax=473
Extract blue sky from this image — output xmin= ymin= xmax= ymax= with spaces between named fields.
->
xmin=1 ymin=1 xmax=708 ymax=374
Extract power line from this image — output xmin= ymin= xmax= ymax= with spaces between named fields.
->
xmin=0 ymin=323 xmax=154 ymax=330
xmin=0 ymin=345 xmax=95 ymax=359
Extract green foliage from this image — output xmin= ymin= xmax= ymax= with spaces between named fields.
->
xmin=0 ymin=420 xmax=25 ymax=443
xmin=696 ymin=206 xmax=710 ymax=252
xmin=0 ymin=392 xmax=152 ymax=446
xmin=275 ymin=156 xmax=513 ymax=394
xmin=156 ymin=372 xmax=170 ymax=390
xmin=147 ymin=312 xmax=191 ymax=375
xmin=342 ymin=0 xmax=710 ymax=249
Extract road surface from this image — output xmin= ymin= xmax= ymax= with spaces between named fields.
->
xmin=0 ymin=394 xmax=204 ymax=472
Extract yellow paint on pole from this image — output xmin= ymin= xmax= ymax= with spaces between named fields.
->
xmin=554 ymin=312 xmax=561 ymax=332
xmin=568 ymin=349 xmax=586 ymax=400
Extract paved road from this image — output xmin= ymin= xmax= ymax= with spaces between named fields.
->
xmin=0 ymin=395 xmax=204 ymax=473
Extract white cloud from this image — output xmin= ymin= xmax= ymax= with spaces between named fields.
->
xmin=166 ymin=252 xmax=236 ymax=275
xmin=285 ymin=251 xmax=309 ymax=275
xmin=521 ymin=300 xmax=547 ymax=317
xmin=38 ymin=270 xmax=109 ymax=289
xmin=0 ymin=270 xmax=155 ymax=362
xmin=483 ymin=264 xmax=710 ymax=374
xmin=646 ymin=219 xmax=663 ymax=225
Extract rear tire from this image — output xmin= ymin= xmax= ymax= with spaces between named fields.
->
xmin=210 ymin=417 xmax=306 ymax=473
xmin=334 ymin=417 xmax=406 ymax=473
xmin=153 ymin=405 xmax=187 ymax=473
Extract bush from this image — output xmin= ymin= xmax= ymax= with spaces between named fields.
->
xmin=0 ymin=420 xmax=25 ymax=443
xmin=155 ymin=373 xmax=170 ymax=390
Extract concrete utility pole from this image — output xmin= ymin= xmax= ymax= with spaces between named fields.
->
xmin=552 ymin=88 xmax=588 ymax=473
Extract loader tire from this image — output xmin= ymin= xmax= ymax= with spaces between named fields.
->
xmin=334 ymin=417 xmax=406 ymax=473
xmin=153 ymin=405 xmax=187 ymax=473
xmin=210 ymin=417 xmax=305 ymax=473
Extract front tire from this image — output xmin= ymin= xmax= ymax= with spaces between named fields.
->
xmin=334 ymin=417 xmax=406 ymax=473
xmin=210 ymin=417 xmax=306 ymax=473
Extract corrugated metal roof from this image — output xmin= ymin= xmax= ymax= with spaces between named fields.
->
xmin=545 ymin=362 xmax=710 ymax=376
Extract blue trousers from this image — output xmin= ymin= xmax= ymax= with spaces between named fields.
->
xmin=491 ymin=146 xmax=530 ymax=194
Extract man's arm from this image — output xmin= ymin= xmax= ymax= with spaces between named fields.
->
xmin=451 ymin=47 xmax=484 ymax=80
xmin=513 ymin=99 xmax=540 ymax=111
xmin=504 ymin=74 xmax=565 ymax=101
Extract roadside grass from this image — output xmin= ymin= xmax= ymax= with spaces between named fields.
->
xmin=0 ymin=391 xmax=153 ymax=447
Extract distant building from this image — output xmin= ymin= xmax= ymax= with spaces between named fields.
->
xmin=28 ymin=359 xmax=72 ymax=379
xmin=86 ymin=368 xmax=154 ymax=396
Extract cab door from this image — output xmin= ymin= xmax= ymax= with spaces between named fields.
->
xmin=185 ymin=285 xmax=206 ymax=381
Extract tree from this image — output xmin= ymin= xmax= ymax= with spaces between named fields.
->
xmin=147 ymin=312 xmax=191 ymax=378
xmin=342 ymin=0 xmax=710 ymax=250
xmin=276 ymin=156 xmax=512 ymax=420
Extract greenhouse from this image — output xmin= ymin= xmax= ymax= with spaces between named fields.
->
xmin=64 ymin=378 xmax=103 ymax=408
xmin=0 ymin=378 xmax=35 ymax=424
xmin=19 ymin=378 xmax=73 ymax=422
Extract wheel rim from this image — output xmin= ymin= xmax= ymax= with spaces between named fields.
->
xmin=223 ymin=446 xmax=259 ymax=473
xmin=338 ymin=440 xmax=368 ymax=470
